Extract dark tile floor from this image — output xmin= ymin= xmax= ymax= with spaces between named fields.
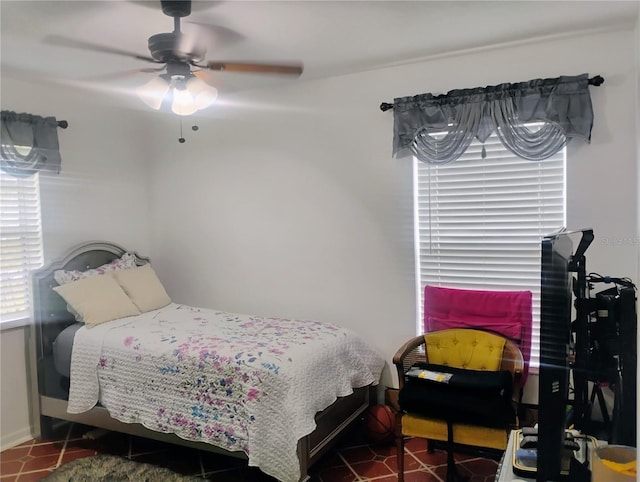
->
xmin=0 ymin=422 xmax=499 ymax=481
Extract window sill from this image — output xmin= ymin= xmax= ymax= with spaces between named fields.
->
xmin=0 ymin=317 xmax=31 ymax=332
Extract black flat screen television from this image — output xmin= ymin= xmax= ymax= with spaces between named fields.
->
xmin=537 ymin=228 xmax=593 ymax=482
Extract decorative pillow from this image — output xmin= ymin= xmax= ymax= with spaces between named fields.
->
xmin=112 ymin=264 xmax=171 ymax=313
xmin=54 ymin=252 xmax=137 ymax=285
xmin=53 ymin=275 xmax=141 ymax=327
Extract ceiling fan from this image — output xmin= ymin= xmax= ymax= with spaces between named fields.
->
xmin=47 ymin=0 xmax=304 ymax=115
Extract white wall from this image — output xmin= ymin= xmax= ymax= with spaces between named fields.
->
xmin=147 ymin=28 xmax=638 ymax=401
xmin=0 ymin=327 xmax=31 ymax=448
xmin=0 ymin=78 xmax=152 ymax=449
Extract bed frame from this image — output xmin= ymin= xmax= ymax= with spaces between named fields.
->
xmin=30 ymin=241 xmax=375 ymax=481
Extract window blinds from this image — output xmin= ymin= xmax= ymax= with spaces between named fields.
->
xmin=413 ymin=134 xmax=566 ymax=369
xmin=0 ymin=171 xmax=43 ymax=322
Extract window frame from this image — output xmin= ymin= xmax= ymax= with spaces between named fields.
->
xmin=0 ymin=170 xmax=44 ymax=330
xmin=412 ymin=132 xmax=567 ymax=371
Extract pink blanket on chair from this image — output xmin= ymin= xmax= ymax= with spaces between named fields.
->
xmin=424 ymin=285 xmax=533 ymax=383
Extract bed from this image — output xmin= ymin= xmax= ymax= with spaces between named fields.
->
xmin=30 ymin=241 xmax=385 ymax=482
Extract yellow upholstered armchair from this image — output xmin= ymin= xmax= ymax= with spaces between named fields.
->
xmin=393 ymin=328 xmax=524 ymax=482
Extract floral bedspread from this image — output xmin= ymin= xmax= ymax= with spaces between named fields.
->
xmin=68 ymin=303 xmax=385 ymax=482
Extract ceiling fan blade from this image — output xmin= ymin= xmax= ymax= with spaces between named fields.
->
xmin=192 ymin=70 xmax=216 ymax=83
xmin=44 ymin=35 xmax=158 ymax=63
xmin=186 ymin=21 xmax=245 ymax=47
xmin=204 ymin=61 xmax=303 ymax=77
xmin=140 ymin=66 xmax=167 ymax=73
xmin=81 ymin=67 xmax=166 ymax=82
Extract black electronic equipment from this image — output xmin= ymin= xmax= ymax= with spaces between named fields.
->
xmin=587 ymin=282 xmax=637 ymax=446
xmin=537 ymin=229 xmax=587 ymax=482
xmin=536 ymin=228 xmax=637 ymax=482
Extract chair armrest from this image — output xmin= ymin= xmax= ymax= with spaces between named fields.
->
xmin=501 ymin=339 xmax=525 ymax=404
xmin=392 ymin=335 xmax=427 ymax=391
xmin=392 ymin=335 xmax=426 ymax=366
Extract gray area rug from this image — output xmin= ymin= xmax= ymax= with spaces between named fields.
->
xmin=41 ymin=454 xmax=205 ymax=481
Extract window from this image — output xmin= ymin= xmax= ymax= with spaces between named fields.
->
xmin=0 ymin=170 xmax=44 ymax=325
xmin=413 ymin=131 xmax=566 ymax=369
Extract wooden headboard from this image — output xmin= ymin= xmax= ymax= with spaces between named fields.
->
xmin=31 ymin=241 xmax=148 ymax=397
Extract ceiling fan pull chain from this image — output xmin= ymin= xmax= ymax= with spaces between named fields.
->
xmin=178 ymin=118 xmax=186 ymax=143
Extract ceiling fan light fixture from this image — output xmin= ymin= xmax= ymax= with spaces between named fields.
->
xmin=171 ymin=84 xmax=198 ymax=116
xmin=137 ymin=68 xmax=217 ymax=115
xmin=186 ymin=76 xmax=218 ymax=110
xmin=136 ymin=76 xmax=171 ymax=110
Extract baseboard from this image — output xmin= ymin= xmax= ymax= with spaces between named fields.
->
xmin=0 ymin=427 xmax=34 ymax=451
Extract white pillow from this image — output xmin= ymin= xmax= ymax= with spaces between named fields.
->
xmin=112 ymin=264 xmax=171 ymax=313
xmin=53 ymin=274 xmax=141 ymax=327
xmin=54 ymin=252 xmax=137 ymax=285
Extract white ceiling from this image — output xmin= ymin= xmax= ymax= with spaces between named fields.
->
xmin=1 ymin=1 xmax=638 ymax=99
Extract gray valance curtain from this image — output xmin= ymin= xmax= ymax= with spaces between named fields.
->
xmin=1 ymin=110 xmax=62 ymax=177
xmin=392 ymin=73 xmax=595 ymax=164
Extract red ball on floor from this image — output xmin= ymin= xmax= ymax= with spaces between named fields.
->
xmin=363 ymin=404 xmax=396 ymax=443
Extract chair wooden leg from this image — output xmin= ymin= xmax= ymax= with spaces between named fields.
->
xmin=445 ymin=446 xmax=469 ymax=482
xmin=445 ymin=420 xmax=468 ymax=482
xmin=446 ymin=447 xmax=457 ymax=482
xmin=395 ymin=412 xmax=404 ymax=482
